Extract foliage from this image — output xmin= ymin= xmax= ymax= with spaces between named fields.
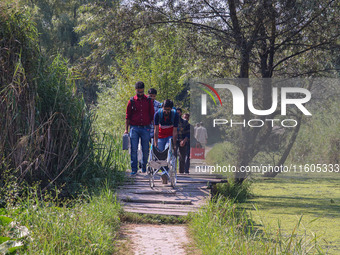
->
xmin=0 ymin=3 xmax=128 ymax=195
xmin=1 ymin=188 xmax=122 ymax=254
xmin=287 ymin=98 xmax=340 ymax=165
xmin=247 ymin=177 xmax=340 ymax=254
xmin=23 ymin=0 xmax=88 ymax=64
xmin=94 ymin=29 xmax=188 ymax=133
xmin=214 ymin=179 xmax=253 ymax=203
xmin=190 ymin=196 xmax=324 ymax=255
xmin=206 ymin=142 xmax=238 ymax=167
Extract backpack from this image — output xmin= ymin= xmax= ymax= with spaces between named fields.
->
xmin=159 ymin=108 xmax=176 ymax=124
xmin=130 ymin=96 xmax=152 ymax=112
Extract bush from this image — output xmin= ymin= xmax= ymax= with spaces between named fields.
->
xmin=213 ymin=179 xmax=253 ymax=203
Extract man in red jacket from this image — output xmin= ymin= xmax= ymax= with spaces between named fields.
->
xmin=124 ymin=81 xmax=155 ymax=175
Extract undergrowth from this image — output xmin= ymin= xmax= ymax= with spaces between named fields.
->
xmin=0 ymin=1 xmax=130 ymax=197
xmin=0 ymin=188 xmax=122 ymax=254
xmin=189 ymin=196 xmax=324 ymax=255
xmin=120 ymin=212 xmax=188 ymax=225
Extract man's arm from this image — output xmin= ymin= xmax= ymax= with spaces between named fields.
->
xmin=125 ymin=100 xmax=131 ymax=134
xmin=172 ymin=128 xmax=178 ymax=147
xmin=180 ymin=137 xmax=188 ymax=147
xmin=173 ymin=112 xmax=179 ymax=144
xmin=154 ymin=112 xmax=159 ymax=147
xmin=180 ymin=121 xmax=190 ymax=146
xmin=124 ymin=119 xmax=130 ymax=134
xmin=149 ymin=99 xmax=155 ymax=124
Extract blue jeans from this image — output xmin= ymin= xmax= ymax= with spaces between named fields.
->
xmin=130 ymin=126 xmax=150 ymax=173
xmin=158 ymin=136 xmax=172 ymax=151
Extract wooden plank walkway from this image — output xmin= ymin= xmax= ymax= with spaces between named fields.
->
xmin=117 ymin=157 xmax=226 ymax=216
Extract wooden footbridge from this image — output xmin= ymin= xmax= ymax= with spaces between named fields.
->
xmin=117 ymin=159 xmax=226 ymax=216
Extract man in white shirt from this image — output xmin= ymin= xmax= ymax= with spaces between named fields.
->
xmin=196 ymin=122 xmax=208 ymax=147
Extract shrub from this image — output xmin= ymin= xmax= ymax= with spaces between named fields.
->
xmin=214 ymin=179 xmax=253 ymax=203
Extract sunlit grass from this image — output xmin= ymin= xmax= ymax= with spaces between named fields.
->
xmin=189 ymin=196 xmax=325 ymax=255
xmin=244 ymin=177 xmax=340 ymax=254
xmin=1 ymin=188 xmax=122 ymax=254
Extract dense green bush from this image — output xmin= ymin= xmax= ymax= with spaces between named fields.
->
xmin=214 ymin=179 xmax=253 ymax=203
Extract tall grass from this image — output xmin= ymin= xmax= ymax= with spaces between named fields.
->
xmin=213 ymin=179 xmax=253 ymax=203
xmin=1 ymin=188 xmax=122 ymax=254
xmin=0 ymin=3 xmax=129 ymax=196
xmin=189 ymin=196 xmax=324 ymax=255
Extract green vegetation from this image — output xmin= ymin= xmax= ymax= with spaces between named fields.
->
xmin=191 ymin=176 xmax=340 ymax=254
xmin=0 ymin=0 xmax=128 ymax=196
xmin=1 ymin=188 xmax=122 ymax=254
xmin=121 ymin=212 xmax=188 ymax=225
xmin=1 ymin=0 xmax=339 ymax=254
xmin=93 ymin=29 xmax=189 ymax=134
xmin=205 ymin=142 xmax=238 ymax=169
xmin=287 ymin=101 xmax=340 ymax=165
xmin=214 ymin=179 xmax=253 ymax=203
xmin=246 ymin=177 xmax=340 ymax=254
xmin=0 ymin=4 xmax=128 ymax=254
xmin=189 ymin=196 xmax=324 ymax=255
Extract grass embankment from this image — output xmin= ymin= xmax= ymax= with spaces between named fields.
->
xmin=246 ymin=177 xmax=340 ymax=254
xmin=204 ymin=142 xmax=340 ymax=254
xmin=189 ymin=193 xmax=327 ymax=255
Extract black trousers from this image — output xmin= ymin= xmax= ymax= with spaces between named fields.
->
xmin=185 ymin=142 xmax=190 ymax=173
xmin=176 ymin=141 xmax=188 ymax=173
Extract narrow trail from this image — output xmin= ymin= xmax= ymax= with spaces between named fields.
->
xmin=123 ymin=224 xmax=191 ymax=255
xmin=119 ymin=146 xmax=217 ymax=254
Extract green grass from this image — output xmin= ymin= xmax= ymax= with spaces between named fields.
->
xmin=189 ymin=196 xmax=325 ymax=255
xmin=244 ymin=177 xmax=340 ymax=254
xmin=214 ymin=179 xmax=253 ymax=203
xmin=120 ymin=211 xmax=189 ymax=225
xmin=1 ymin=188 xmax=122 ymax=254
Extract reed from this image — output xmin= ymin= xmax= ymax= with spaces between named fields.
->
xmin=0 ymin=3 xmax=128 ymax=198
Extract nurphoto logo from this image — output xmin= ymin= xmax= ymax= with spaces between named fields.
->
xmin=196 ymin=79 xmax=313 ymax=128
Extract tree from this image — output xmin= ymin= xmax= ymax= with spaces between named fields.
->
xmin=94 ymin=28 xmax=188 ymax=134
xmin=73 ymin=0 xmax=339 ymax=181
xmin=122 ymin=0 xmax=339 ymax=181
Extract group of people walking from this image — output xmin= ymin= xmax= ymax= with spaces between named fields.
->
xmin=124 ymin=81 xmax=192 ymax=180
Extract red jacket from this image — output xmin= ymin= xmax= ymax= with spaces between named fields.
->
xmin=126 ymin=95 xmax=154 ymax=126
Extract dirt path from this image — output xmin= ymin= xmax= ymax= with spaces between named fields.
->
xmin=122 ymin=224 xmax=193 ymax=255
xmin=117 ymin=145 xmax=218 ymax=254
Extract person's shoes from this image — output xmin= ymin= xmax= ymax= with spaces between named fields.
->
xmin=185 ymin=172 xmax=190 ymax=175
xmin=130 ymin=171 xmax=138 ymax=176
xmin=161 ymin=174 xmax=168 ymax=184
